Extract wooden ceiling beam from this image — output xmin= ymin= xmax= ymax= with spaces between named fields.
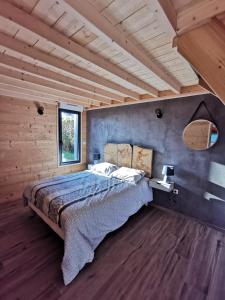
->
xmin=0 ymin=89 xmax=64 ymax=106
xmin=198 ymin=76 xmax=215 ymax=96
xmin=0 ymin=72 xmax=101 ymax=106
xmin=0 ymin=85 xmax=92 ymax=108
xmin=0 ymin=86 xmax=90 ymax=109
xmin=0 ymin=32 xmax=139 ymax=100
xmin=0 ymin=64 xmax=112 ymax=105
xmin=64 ymin=0 xmax=181 ymax=93
xmin=177 ymin=0 xmax=225 ymax=34
xmin=140 ymin=84 xmax=209 ymax=100
xmin=0 ymin=0 xmax=158 ymax=97
xmin=0 ymin=75 xmax=101 ymax=107
xmin=0 ymin=53 xmax=124 ymax=102
xmin=177 ymin=19 xmax=225 ymax=105
xmin=87 ymin=85 xmax=209 ymax=110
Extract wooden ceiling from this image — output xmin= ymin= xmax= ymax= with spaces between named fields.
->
xmin=0 ymin=0 xmax=223 ymax=110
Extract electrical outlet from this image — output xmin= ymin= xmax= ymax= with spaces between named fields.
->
xmin=173 ymin=188 xmax=179 ymax=195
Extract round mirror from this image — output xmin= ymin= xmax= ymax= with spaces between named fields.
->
xmin=183 ymin=119 xmax=219 ymax=150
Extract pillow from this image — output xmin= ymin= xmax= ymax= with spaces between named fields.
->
xmin=111 ymin=167 xmax=145 ymax=184
xmin=90 ymin=162 xmax=118 ymax=176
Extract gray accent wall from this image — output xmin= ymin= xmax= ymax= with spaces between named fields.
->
xmin=87 ymin=94 xmax=225 ymax=228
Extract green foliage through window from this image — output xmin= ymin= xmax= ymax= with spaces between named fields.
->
xmin=59 ymin=109 xmax=81 ymax=165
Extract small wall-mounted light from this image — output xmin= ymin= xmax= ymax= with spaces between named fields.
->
xmin=155 ymin=108 xmax=163 ymax=119
xmin=37 ymin=105 xmax=44 ymax=115
xmin=93 ymin=153 xmax=101 ymax=165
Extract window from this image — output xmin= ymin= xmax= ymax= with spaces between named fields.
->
xmin=58 ymin=108 xmax=81 ymax=165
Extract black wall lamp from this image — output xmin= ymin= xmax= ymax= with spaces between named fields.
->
xmin=155 ymin=108 xmax=163 ymax=119
xmin=36 ymin=103 xmax=44 ymax=115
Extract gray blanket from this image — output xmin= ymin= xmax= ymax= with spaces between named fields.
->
xmin=24 ymin=171 xmax=126 ymax=226
xmin=23 ymin=170 xmax=153 ymax=285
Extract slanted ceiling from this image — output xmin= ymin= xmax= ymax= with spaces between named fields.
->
xmin=175 ymin=0 xmax=225 ymax=105
xmin=0 ymin=0 xmax=219 ymax=110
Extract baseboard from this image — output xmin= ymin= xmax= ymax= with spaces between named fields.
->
xmin=151 ymin=203 xmax=225 ymax=234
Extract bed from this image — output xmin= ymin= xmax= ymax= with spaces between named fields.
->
xmin=23 ymin=143 xmax=153 ymax=285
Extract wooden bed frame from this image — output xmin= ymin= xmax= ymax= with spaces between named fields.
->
xmin=29 ymin=143 xmax=153 ymax=240
xmin=28 ymin=202 xmax=64 ymax=239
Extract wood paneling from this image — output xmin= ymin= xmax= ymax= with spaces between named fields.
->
xmin=1 ymin=202 xmax=225 ymax=299
xmin=0 ymin=53 xmax=125 ymax=102
xmin=0 ymin=0 xmax=201 ymax=110
xmin=65 ymin=0 xmax=180 ymax=93
xmin=0 ymin=31 xmax=138 ymax=100
xmin=0 ymin=0 xmax=157 ymax=97
xmin=0 ymin=95 xmax=86 ymax=202
xmin=177 ymin=0 xmax=225 ymax=34
xmin=177 ymin=19 xmax=225 ymax=105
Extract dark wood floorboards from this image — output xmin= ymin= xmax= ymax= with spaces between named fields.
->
xmin=1 ymin=201 xmax=225 ymax=300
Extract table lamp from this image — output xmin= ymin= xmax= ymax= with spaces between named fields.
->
xmin=161 ymin=165 xmax=174 ymax=183
xmin=93 ymin=153 xmax=101 ymax=165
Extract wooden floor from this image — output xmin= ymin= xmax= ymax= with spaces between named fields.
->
xmin=1 ymin=202 xmax=225 ymax=300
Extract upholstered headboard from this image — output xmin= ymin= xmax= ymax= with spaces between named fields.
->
xmin=104 ymin=143 xmax=153 ymax=177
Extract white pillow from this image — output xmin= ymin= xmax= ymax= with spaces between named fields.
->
xmin=111 ymin=167 xmax=145 ymax=183
xmin=91 ymin=162 xmax=118 ymax=176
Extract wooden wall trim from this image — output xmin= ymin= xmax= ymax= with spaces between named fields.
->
xmin=87 ymin=85 xmax=209 ymax=110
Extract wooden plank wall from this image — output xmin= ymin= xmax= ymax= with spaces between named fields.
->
xmin=0 ymin=96 xmax=87 ymax=202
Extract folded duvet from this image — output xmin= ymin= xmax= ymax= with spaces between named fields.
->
xmin=23 ymin=170 xmax=153 ymax=285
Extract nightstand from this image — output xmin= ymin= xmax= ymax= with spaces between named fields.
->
xmin=149 ymin=178 xmax=174 ymax=192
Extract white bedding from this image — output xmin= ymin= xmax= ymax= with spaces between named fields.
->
xmin=23 ymin=171 xmax=153 ymax=285
xmin=61 ymin=176 xmax=152 ymax=285
xmin=111 ymin=166 xmax=145 ymax=183
xmin=90 ymin=162 xmax=118 ymax=176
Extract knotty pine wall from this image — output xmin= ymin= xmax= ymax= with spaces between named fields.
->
xmin=0 ymin=96 xmax=87 ymax=202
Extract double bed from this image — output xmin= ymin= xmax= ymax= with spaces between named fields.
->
xmin=23 ymin=143 xmax=153 ymax=285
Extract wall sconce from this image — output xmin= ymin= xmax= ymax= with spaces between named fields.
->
xmin=155 ymin=108 xmax=163 ymax=118
xmin=35 ymin=102 xmax=44 ymax=115
xmin=37 ymin=105 xmax=44 ymax=115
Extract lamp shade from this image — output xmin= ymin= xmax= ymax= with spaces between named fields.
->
xmin=162 ymin=165 xmax=174 ymax=176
